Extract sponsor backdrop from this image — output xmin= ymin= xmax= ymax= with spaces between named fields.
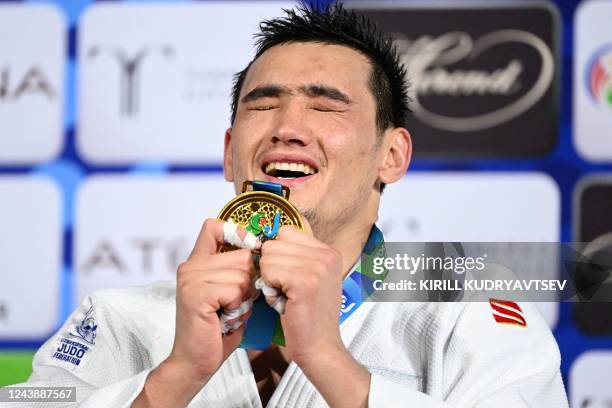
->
xmin=0 ymin=0 xmax=611 ymax=404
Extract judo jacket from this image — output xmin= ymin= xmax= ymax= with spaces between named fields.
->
xmin=7 ymin=280 xmax=569 ymax=407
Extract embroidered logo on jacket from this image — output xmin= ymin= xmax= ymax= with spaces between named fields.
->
xmin=489 ymin=298 xmax=527 ymax=327
xmin=52 ymin=304 xmax=97 ymax=366
xmin=53 ymin=338 xmax=89 ymax=366
xmin=70 ymin=305 xmax=97 ymax=345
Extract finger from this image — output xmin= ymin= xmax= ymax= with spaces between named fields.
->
xmin=222 ymin=220 xmax=261 ymax=250
xmin=299 ymin=215 xmax=314 ymax=235
xmin=220 ymin=298 xmax=254 ymax=321
xmin=254 ymin=277 xmax=281 ymax=297
xmin=261 ymin=239 xmax=325 ymax=258
xmin=190 ymin=219 xmax=260 ymax=258
xmin=199 ymin=269 xmax=254 ymax=296
xmin=264 ymin=294 xmax=286 ymax=314
xmin=187 ymin=249 xmax=256 ymax=274
xmin=190 ymin=218 xmax=227 ymax=257
xmin=207 ymin=282 xmax=248 ymax=311
xmin=220 ymin=298 xmax=254 ymax=334
xmin=221 ymin=307 xmax=254 ymax=334
xmin=253 ymin=277 xmax=286 ymax=315
xmin=276 ymin=225 xmax=327 ymax=248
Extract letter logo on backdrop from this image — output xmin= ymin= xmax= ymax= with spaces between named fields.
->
xmin=351 ymin=2 xmax=559 ymax=158
xmin=87 ymin=44 xmax=175 ymax=117
xmin=0 ymin=4 xmax=64 ymax=164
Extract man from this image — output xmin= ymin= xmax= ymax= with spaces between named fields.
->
xmin=14 ymin=4 xmax=568 ymax=408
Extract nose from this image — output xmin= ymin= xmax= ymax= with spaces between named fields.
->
xmin=271 ymin=102 xmax=313 ymax=147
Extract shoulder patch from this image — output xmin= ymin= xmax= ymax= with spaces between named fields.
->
xmin=489 ymin=298 xmax=527 ymax=327
xmin=70 ymin=304 xmax=98 ymax=345
xmin=52 ymin=303 xmax=98 ymax=366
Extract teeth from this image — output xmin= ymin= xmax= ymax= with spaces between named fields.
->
xmin=264 ymin=161 xmax=317 ymax=176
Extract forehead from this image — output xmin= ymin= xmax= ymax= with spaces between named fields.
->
xmin=241 ymin=42 xmax=373 ymax=99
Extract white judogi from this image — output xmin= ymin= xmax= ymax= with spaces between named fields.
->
xmin=7 ymin=280 xmax=568 ymax=408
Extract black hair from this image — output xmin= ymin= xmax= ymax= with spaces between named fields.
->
xmin=230 ymin=2 xmax=410 ymax=191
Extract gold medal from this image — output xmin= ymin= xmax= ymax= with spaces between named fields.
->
xmin=216 ymin=181 xmax=304 ymax=253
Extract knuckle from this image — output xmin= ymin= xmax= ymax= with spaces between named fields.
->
xmin=320 ymin=248 xmax=341 ymax=270
xmin=202 ymin=218 xmax=216 ymax=232
xmin=177 ymin=261 xmax=198 ymax=280
xmin=259 ymin=255 xmax=271 ymax=269
xmin=239 ymin=250 xmax=253 ymax=269
xmin=261 ymin=240 xmax=274 ymax=253
xmin=277 ymin=226 xmax=291 ymax=238
xmin=177 ymin=261 xmax=190 ymax=274
xmin=303 ymin=274 xmax=319 ymax=291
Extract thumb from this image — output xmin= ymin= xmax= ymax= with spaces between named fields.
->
xmin=298 ymin=213 xmax=314 ymax=236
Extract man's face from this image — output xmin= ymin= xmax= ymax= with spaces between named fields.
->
xmin=225 ymin=42 xmax=383 ymax=236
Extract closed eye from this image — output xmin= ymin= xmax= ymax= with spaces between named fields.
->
xmin=249 ymin=106 xmax=277 ymax=111
xmin=312 ymin=107 xmax=345 ymax=113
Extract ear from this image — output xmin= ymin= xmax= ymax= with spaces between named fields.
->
xmin=223 ymin=127 xmax=234 ymax=182
xmin=378 ymin=127 xmax=412 ymax=185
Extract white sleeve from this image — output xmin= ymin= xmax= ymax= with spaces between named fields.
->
xmin=4 ymin=293 xmax=153 ymax=408
xmin=368 ymin=302 xmax=569 ymax=408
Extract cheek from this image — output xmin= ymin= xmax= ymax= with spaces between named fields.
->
xmin=326 ymin=135 xmax=373 ymax=163
xmin=230 ymin=127 xmax=258 ymax=163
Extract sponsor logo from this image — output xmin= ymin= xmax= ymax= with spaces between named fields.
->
xmin=52 ymin=338 xmax=89 ymax=366
xmin=354 ymin=5 xmax=558 ymax=157
xmin=340 ymin=295 xmax=356 ymax=315
xmin=394 ymin=29 xmax=554 ymax=132
xmin=0 ymin=301 xmax=8 ymax=322
xmin=80 ymin=237 xmax=190 ymax=276
xmin=586 ymin=45 xmax=612 ymax=109
xmin=0 ymin=66 xmax=56 ymax=101
xmin=87 ymin=44 xmax=175 ymax=117
xmin=489 ymin=298 xmax=527 ymax=327
xmin=580 ymin=397 xmax=612 ymax=408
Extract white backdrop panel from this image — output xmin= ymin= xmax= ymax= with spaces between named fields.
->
xmin=0 ymin=4 xmax=65 ymax=164
xmin=0 ymin=176 xmax=62 ymax=338
xmin=74 ymin=174 xmax=236 ymax=304
xmin=78 ymin=1 xmax=294 ymax=164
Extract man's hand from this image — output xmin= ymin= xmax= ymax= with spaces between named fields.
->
xmin=133 ymin=219 xmax=257 ymax=408
xmin=260 ymin=224 xmax=344 ymax=362
xmin=259 ymin=222 xmax=371 ymax=408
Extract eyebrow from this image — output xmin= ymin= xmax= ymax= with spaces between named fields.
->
xmin=240 ymin=85 xmax=292 ymax=104
xmin=299 ymin=84 xmax=351 ymax=104
xmin=240 ymin=84 xmax=352 ymax=105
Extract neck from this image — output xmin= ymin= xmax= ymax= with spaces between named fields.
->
xmin=334 ymin=221 xmax=376 ymax=277
xmin=318 ymin=202 xmax=379 ymax=277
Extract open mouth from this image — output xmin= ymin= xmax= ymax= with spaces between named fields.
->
xmin=263 ymin=161 xmax=318 ymax=179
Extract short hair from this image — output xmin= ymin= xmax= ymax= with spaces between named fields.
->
xmin=230 ymin=2 xmax=410 ymax=191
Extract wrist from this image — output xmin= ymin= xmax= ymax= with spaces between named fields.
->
xmin=294 ymin=344 xmax=370 ymax=408
xmin=293 ymin=341 xmax=347 ymax=373
xmin=159 ymin=356 xmax=212 ymax=386
xmin=133 ymin=357 xmax=210 ymax=408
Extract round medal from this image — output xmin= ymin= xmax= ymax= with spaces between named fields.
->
xmin=216 ymin=181 xmax=304 ymax=253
